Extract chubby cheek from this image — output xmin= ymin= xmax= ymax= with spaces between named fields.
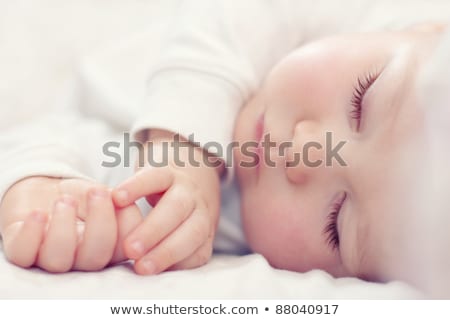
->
xmin=240 ymin=185 xmax=346 ymax=276
xmin=240 ymin=189 xmax=320 ymax=273
xmin=241 ymin=195 xmax=302 ymax=271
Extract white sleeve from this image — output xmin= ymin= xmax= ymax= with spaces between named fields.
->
xmin=0 ymin=109 xmax=115 ymax=202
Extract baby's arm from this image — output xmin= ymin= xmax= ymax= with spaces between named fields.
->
xmin=112 ymin=130 xmax=222 ymax=274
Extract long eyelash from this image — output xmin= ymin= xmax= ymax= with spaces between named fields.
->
xmin=324 ymin=193 xmax=347 ymax=250
xmin=350 ymin=72 xmax=378 ymax=130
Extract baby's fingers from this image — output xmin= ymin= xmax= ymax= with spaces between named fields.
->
xmin=2 ymin=210 xmax=47 ymax=268
xmin=123 ymin=185 xmax=195 ymax=260
xmin=134 ymin=209 xmax=209 ymax=275
xmin=110 ymin=204 xmax=143 ymax=264
xmin=112 ymin=166 xmax=174 ymax=207
xmin=36 ymin=197 xmax=77 ymax=273
xmin=73 ymin=188 xmax=117 ymax=271
xmin=168 ymin=241 xmax=213 ymax=271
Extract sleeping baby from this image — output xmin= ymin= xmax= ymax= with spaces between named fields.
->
xmin=0 ymin=0 xmax=449 ymax=297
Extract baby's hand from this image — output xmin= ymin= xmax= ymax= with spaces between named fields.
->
xmin=112 ymin=134 xmax=221 ymax=275
xmin=0 ymin=177 xmax=142 ymax=272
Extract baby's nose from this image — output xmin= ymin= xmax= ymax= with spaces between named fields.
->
xmin=284 ymin=120 xmax=328 ymax=184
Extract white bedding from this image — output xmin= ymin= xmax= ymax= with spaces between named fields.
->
xmin=0 ymin=0 xmax=430 ymax=299
xmin=0 ymin=248 xmax=420 ymax=299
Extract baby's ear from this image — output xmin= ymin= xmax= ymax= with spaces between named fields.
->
xmin=406 ymin=22 xmax=447 ymax=33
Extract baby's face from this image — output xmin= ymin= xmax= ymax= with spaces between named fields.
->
xmin=233 ymin=25 xmax=444 ymax=284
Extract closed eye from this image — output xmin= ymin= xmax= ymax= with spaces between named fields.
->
xmin=324 ymin=192 xmax=347 ymax=251
xmin=350 ymin=72 xmax=379 ymax=131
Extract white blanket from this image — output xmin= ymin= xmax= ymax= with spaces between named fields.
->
xmin=0 ymin=0 xmax=432 ymax=299
xmin=0 ymin=249 xmax=420 ymax=299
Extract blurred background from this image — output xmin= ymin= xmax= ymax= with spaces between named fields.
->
xmin=0 ymin=0 xmax=179 ymax=129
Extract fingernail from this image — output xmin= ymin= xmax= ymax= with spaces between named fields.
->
xmin=130 ymin=240 xmax=144 ymax=256
xmin=115 ymin=189 xmax=129 ymax=203
xmin=89 ymin=188 xmax=109 ymax=199
xmin=141 ymin=259 xmax=156 ymax=275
